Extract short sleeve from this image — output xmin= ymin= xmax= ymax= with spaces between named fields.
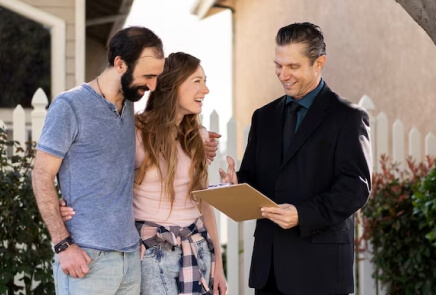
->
xmin=37 ymin=97 xmax=78 ymax=159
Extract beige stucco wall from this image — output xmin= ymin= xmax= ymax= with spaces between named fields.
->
xmin=21 ymin=0 xmax=76 ymax=90
xmin=233 ymin=0 xmax=436 ymax=159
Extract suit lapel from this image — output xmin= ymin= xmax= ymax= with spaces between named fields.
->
xmin=281 ymin=86 xmax=332 ymax=167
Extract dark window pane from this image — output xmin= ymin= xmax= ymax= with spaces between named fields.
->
xmin=0 ymin=7 xmax=51 ymax=108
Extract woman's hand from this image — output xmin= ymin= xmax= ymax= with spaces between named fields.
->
xmin=59 ymin=198 xmax=75 ymax=221
xmin=219 ymin=156 xmax=238 ymax=184
xmin=212 ymin=263 xmax=227 ymax=295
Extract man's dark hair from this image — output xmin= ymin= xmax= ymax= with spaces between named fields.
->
xmin=107 ymin=26 xmax=164 ymax=68
xmin=276 ymin=22 xmax=326 ymax=64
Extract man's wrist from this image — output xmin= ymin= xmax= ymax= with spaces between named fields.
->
xmin=54 ymin=236 xmax=75 ymax=254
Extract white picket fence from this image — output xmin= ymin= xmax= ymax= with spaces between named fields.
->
xmin=2 ymin=88 xmax=436 ymax=294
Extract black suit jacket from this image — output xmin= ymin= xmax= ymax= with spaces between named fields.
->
xmin=237 ymin=84 xmax=372 ymax=294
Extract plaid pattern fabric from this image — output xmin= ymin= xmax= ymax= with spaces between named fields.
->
xmin=136 ymin=217 xmax=215 ymax=295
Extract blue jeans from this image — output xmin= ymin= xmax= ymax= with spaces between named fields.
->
xmin=140 ymin=239 xmax=212 ymax=295
xmin=53 ymin=247 xmax=141 ymax=295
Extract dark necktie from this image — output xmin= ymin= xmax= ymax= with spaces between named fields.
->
xmin=282 ymin=101 xmax=302 ymax=157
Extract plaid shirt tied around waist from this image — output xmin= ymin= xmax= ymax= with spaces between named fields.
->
xmin=136 ymin=217 xmax=215 ymax=295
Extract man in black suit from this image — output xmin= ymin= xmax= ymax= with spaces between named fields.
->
xmin=220 ymin=22 xmax=372 ymax=295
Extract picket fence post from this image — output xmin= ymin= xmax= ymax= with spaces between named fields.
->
xmin=409 ymin=128 xmax=421 ymax=161
xmin=31 ymin=88 xmax=49 ymax=142
xmin=393 ymin=120 xmax=405 ymax=169
xmin=357 ymin=94 xmax=382 ymax=295
xmin=425 ymin=133 xmax=436 ymax=157
xmin=376 ymin=112 xmax=388 ymax=173
xmin=224 ymin=116 xmax=240 ymax=295
xmin=358 ymin=94 xmax=376 ymax=172
xmin=12 ymin=105 xmax=26 ymax=154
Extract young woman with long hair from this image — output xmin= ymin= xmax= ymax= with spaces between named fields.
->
xmin=133 ymin=52 xmax=227 ymax=295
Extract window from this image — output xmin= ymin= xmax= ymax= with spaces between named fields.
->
xmin=0 ymin=7 xmax=51 ymax=108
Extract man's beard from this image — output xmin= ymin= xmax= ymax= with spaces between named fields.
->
xmin=121 ymin=67 xmax=149 ymax=102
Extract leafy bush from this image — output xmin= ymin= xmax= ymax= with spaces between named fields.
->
xmin=0 ymin=128 xmax=54 ymax=294
xmin=359 ymin=155 xmax=436 ymax=295
xmin=413 ymin=166 xmax=436 ymax=246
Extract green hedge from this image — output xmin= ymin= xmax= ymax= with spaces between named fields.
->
xmin=0 ymin=128 xmax=54 ymax=294
xmin=360 ymin=155 xmax=436 ymax=295
xmin=413 ymin=164 xmax=436 ymax=247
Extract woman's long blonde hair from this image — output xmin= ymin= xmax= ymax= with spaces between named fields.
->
xmin=135 ymin=52 xmax=207 ymax=209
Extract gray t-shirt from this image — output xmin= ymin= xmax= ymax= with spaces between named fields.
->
xmin=37 ymin=84 xmax=139 ymax=252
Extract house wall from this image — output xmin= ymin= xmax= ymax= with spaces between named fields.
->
xmin=85 ymin=36 xmax=108 ymax=81
xmin=20 ymin=0 xmax=76 ymax=90
xmin=233 ymin=0 xmax=436 ymax=159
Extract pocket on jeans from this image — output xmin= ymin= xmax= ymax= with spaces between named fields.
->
xmin=143 ymin=246 xmax=158 ymax=258
xmin=82 ymin=248 xmax=104 ymax=263
xmin=196 ymin=240 xmax=206 ymax=258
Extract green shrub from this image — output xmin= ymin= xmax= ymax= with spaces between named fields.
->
xmin=360 ymin=155 xmax=436 ymax=295
xmin=413 ymin=166 xmax=436 ymax=246
xmin=0 ymin=128 xmax=54 ymax=294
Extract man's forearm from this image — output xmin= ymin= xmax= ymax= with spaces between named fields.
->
xmin=32 ymin=169 xmax=69 ymax=244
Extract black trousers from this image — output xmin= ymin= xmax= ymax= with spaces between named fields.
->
xmin=256 ymin=287 xmax=348 ymax=295
xmin=254 ymin=255 xmax=348 ymax=295
xmin=256 ymin=291 xmax=348 ymax=295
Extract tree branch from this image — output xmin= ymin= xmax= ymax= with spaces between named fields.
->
xmin=396 ymin=0 xmax=436 ymax=46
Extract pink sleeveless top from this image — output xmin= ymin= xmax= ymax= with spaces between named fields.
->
xmin=133 ymin=128 xmax=209 ymax=227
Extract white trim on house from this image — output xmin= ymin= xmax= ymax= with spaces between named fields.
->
xmin=0 ymin=0 xmax=66 ymax=98
xmin=190 ymin=0 xmax=216 ymax=19
xmin=75 ymin=0 xmax=85 ymax=85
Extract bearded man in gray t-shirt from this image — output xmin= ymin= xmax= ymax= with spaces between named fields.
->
xmin=33 ymin=26 xmax=166 ymax=294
